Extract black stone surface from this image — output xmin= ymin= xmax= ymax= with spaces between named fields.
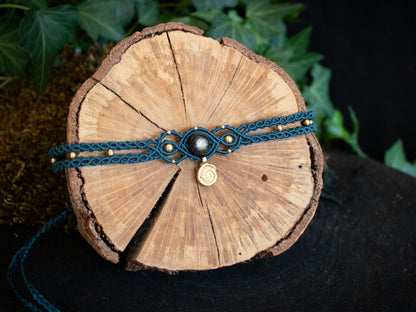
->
xmin=186 ymin=133 xmax=211 ymax=157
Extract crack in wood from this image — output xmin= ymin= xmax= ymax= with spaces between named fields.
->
xmin=206 ymin=54 xmax=243 ymax=124
xmin=92 ymin=78 xmax=166 ymax=132
xmin=195 ymin=172 xmax=221 ymax=266
xmin=124 ymin=168 xmax=181 ymax=266
xmin=166 ymin=32 xmax=188 ymax=122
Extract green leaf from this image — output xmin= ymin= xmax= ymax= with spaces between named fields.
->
xmin=325 ymin=109 xmax=351 ymax=141
xmin=19 ymin=5 xmax=77 ymax=94
xmin=0 ymin=15 xmax=29 ymax=77
xmin=324 ymin=107 xmax=367 ymax=157
xmin=246 ymin=0 xmax=303 ymax=38
xmin=346 ymin=106 xmax=367 ymax=157
xmin=286 ymin=27 xmax=312 ymax=59
xmin=266 ymin=48 xmax=322 ymax=82
xmin=303 ymin=64 xmax=335 ymax=119
xmin=136 ymin=0 xmax=159 ymax=26
xmin=385 ymin=140 xmax=416 ymax=179
xmin=207 ymin=12 xmax=256 ymax=51
xmin=191 ymin=9 xmax=221 ymax=23
xmin=114 ymin=0 xmax=135 ymax=27
xmin=268 ymin=19 xmax=287 ymax=48
xmin=287 ymin=53 xmax=323 ymax=82
xmin=77 ymin=0 xmax=125 ymax=41
xmin=264 ymin=27 xmax=323 ymax=81
xmin=192 ymin=0 xmax=237 ymax=11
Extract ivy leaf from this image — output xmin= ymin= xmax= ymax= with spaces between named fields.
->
xmin=191 ymin=9 xmax=221 ymax=23
xmin=192 ymin=0 xmax=237 ymax=11
xmin=286 ymin=27 xmax=313 ymax=58
xmin=77 ymin=0 xmax=125 ymax=41
xmin=20 ymin=5 xmax=77 ymax=94
xmin=268 ymin=19 xmax=287 ymax=48
xmin=0 ymin=15 xmax=29 ymax=77
xmin=302 ymin=64 xmax=333 ymax=139
xmin=324 ymin=107 xmax=367 ymax=157
xmin=246 ymin=0 xmax=303 ymax=39
xmin=264 ymin=28 xmax=323 ymax=82
xmin=136 ymin=0 xmax=159 ymax=26
xmin=385 ymin=140 xmax=416 ymax=179
xmin=286 ymin=53 xmax=323 ymax=82
xmin=325 ymin=109 xmax=350 ymax=141
xmin=207 ymin=12 xmax=256 ymax=51
xmin=265 ymin=48 xmax=322 ymax=82
xmin=303 ymin=64 xmax=335 ymax=120
xmin=114 ymin=0 xmax=135 ymax=27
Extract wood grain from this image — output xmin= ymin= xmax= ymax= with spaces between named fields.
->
xmin=66 ymin=22 xmax=323 ymax=271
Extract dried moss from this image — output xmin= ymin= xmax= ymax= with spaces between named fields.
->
xmin=0 ymin=44 xmax=112 ymax=226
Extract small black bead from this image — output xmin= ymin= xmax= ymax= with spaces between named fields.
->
xmin=187 ymin=133 xmax=211 ymax=156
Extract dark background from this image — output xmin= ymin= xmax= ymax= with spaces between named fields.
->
xmin=292 ymin=0 xmax=416 ymax=161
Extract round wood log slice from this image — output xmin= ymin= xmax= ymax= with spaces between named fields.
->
xmin=66 ymin=22 xmax=323 ymax=272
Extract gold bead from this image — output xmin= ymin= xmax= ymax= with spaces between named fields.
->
xmin=310 ymin=120 xmax=314 ymax=124
xmin=163 ymin=143 xmax=174 ymax=153
xmin=107 ymin=149 xmax=114 ymax=156
xmin=277 ymin=125 xmax=283 ymax=132
xmin=302 ymin=119 xmax=311 ymax=126
xmin=201 ymin=156 xmax=207 ymax=163
xmin=50 ymin=158 xmax=56 ymax=164
xmin=194 ymin=126 xmax=198 ymax=130
xmin=221 ymin=125 xmax=225 ymax=129
xmin=171 ymin=159 xmax=176 ymax=164
xmin=69 ymin=152 xmax=76 ymax=159
xmin=167 ymin=130 xmax=171 ymax=135
xmin=227 ymin=148 xmax=232 ymax=153
xmin=224 ymin=135 xmax=234 ymax=144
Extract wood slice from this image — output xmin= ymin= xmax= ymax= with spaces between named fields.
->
xmin=66 ymin=22 xmax=323 ymax=271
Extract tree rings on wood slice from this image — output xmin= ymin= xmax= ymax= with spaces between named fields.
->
xmin=66 ymin=22 xmax=323 ymax=272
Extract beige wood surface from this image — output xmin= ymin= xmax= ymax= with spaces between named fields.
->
xmin=66 ymin=23 xmax=323 ymax=271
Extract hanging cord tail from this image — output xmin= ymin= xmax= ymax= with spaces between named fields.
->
xmin=8 ymin=207 xmax=73 ymax=312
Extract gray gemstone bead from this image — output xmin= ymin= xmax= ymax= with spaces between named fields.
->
xmin=187 ymin=133 xmax=211 ymax=156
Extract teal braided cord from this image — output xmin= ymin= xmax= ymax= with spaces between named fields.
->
xmin=50 ymin=111 xmax=317 ymax=172
xmin=8 ymin=207 xmax=73 ymax=312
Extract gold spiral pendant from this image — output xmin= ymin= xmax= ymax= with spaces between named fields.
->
xmin=198 ymin=163 xmax=217 ymax=186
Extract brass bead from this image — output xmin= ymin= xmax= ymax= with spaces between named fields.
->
xmin=221 ymin=125 xmax=225 ymax=129
xmin=227 ymin=148 xmax=232 ymax=153
xmin=302 ymin=119 xmax=311 ymax=126
xmin=167 ymin=130 xmax=171 ymax=135
xmin=224 ymin=135 xmax=234 ymax=144
xmin=201 ymin=156 xmax=207 ymax=163
xmin=163 ymin=143 xmax=174 ymax=153
xmin=310 ymin=120 xmax=314 ymax=124
xmin=277 ymin=125 xmax=283 ymax=132
xmin=107 ymin=149 xmax=114 ymax=156
xmin=50 ymin=158 xmax=56 ymax=164
xmin=171 ymin=159 xmax=176 ymax=164
xmin=194 ymin=126 xmax=198 ymax=130
xmin=69 ymin=152 xmax=76 ymax=159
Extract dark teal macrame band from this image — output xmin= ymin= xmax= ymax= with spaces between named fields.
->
xmin=49 ymin=111 xmax=317 ymax=172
